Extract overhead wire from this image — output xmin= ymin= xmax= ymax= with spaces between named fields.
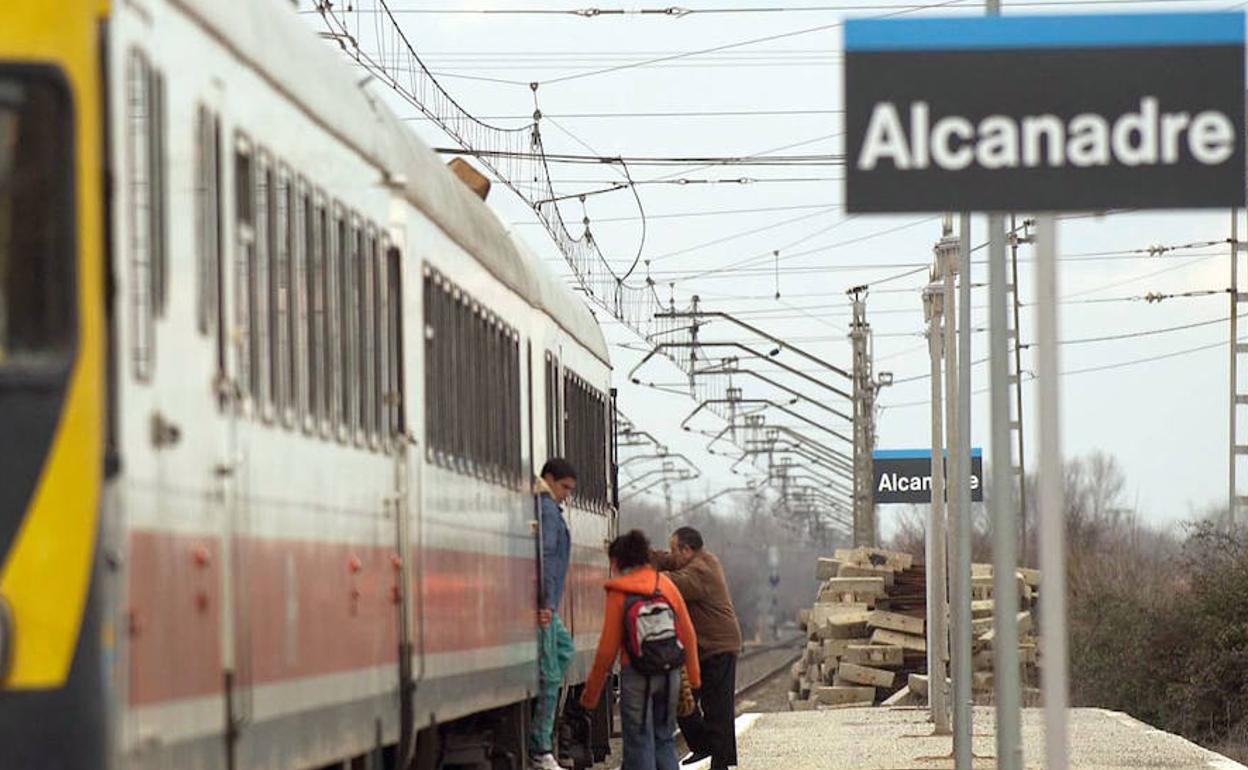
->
xmin=533 ymin=0 xmax=971 ymax=86
xmin=882 ymin=334 xmax=1242 ymax=410
xmin=675 ymin=216 xmax=941 ymax=281
xmin=541 ymin=201 xmax=841 ymax=224
xmin=431 ymin=147 xmax=845 ymax=166
xmin=650 ymin=211 xmax=852 ymax=264
xmin=339 ymin=0 xmax=1224 ymax=16
xmin=406 ymin=108 xmax=846 ymax=121
xmin=542 ymin=115 xmax=650 ymax=282
xmin=885 ymin=310 xmax=1234 ymax=387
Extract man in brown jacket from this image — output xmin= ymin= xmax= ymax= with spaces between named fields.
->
xmin=654 ymin=526 xmax=742 ymax=770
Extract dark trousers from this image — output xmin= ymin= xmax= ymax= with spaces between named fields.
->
xmin=678 ymin=652 xmax=737 ymax=769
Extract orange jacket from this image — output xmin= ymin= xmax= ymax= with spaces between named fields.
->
xmin=579 ymin=565 xmax=700 ymax=709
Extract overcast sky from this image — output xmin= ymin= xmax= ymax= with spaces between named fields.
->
xmin=302 ymin=0 xmax=1245 ymax=530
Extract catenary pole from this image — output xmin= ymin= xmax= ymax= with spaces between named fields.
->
xmin=1230 ymin=208 xmax=1240 ymax=526
xmin=925 ymin=223 xmax=952 ymax=736
xmin=989 ymin=206 xmax=1022 ymax=770
xmin=953 ymin=213 xmax=975 ymax=770
xmin=1036 ymin=214 xmax=1069 ymax=770
xmin=944 ymin=216 xmax=971 ymax=769
xmin=981 ymin=0 xmax=1022 ymax=751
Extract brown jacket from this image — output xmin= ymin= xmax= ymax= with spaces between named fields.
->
xmin=654 ymin=549 xmax=742 ymax=658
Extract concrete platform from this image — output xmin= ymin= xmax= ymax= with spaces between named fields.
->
xmin=707 ymin=707 xmax=1245 ymax=770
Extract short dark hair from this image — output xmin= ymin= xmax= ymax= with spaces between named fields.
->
xmin=672 ymin=526 xmax=703 ymax=551
xmin=609 ymin=529 xmax=651 ymax=570
xmin=540 ymin=458 xmax=577 ymax=482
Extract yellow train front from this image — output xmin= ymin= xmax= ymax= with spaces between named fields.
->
xmin=0 ymin=0 xmax=109 ymax=767
xmin=0 ymin=1 xmax=617 ymax=768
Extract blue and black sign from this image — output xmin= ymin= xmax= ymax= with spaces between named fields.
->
xmin=874 ymin=448 xmax=984 ymax=504
xmin=844 ymin=13 xmax=1246 ymax=212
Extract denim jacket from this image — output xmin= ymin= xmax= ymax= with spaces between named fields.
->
xmin=538 ymin=489 xmax=571 ymax=612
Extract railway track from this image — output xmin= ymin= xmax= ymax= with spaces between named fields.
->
xmin=734 ymin=635 xmax=805 ymax=700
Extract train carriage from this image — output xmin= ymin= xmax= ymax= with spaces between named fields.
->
xmin=0 ymin=1 xmax=617 ymax=768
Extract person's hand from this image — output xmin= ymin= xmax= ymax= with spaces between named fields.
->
xmin=537 ymin=608 xmax=552 ymax=627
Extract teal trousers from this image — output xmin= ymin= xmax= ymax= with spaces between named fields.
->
xmin=529 ymin=613 xmax=575 ymax=754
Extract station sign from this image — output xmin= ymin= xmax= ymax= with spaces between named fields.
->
xmin=844 ymin=12 xmax=1246 ymax=212
xmin=873 ymin=448 xmax=984 ymax=504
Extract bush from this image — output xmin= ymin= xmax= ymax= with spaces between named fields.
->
xmin=1068 ymin=517 xmax=1248 ymax=754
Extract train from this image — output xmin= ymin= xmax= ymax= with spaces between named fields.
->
xmin=0 ymin=1 xmax=619 ymax=768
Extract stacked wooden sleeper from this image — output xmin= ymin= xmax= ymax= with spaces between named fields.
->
xmin=790 ymin=553 xmax=1044 ymax=711
xmin=966 ymin=563 xmax=1042 ymax=704
xmin=789 ymin=547 xmax=924 ymax=710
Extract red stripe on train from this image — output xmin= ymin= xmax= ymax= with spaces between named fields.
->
xmin=126 ymin=531 xmax=609 ymax=706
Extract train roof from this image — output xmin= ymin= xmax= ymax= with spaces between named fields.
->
xmin=177 ymin=0 xmax=610 ymax=364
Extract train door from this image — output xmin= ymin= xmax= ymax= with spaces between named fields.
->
xmin=220 ymin=131 xmax=259 ymax=761
xmin=189 ymin=87 xmax=243 ymax=770
xmin=386 ymin=232 xmax=421 ymax=765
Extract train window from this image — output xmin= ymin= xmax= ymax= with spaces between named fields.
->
xmin=287 ymin=176 xmax=302 ymax=427
xmin=467 ymin=302 xmax=480 ymax=472
xmin=423 ymin=268 xmax=521 ymax=484
xmin=194 ymin=106 xmax=220 ymax=337
xmin=422 ymin=269 xmax=435 ymax=454
xmin=337 ymin=212 xmax=354 ymax=439
xmin=509 ymin=334 xmax=521 ymax=477
xmin=233 ymin=136 xmax=254 ymax=402
xmin=302 ymin=187 xmax=320 ymax=432
xmin=563 ymin=371 xmax=610 ymax=511
xmin=485 ymin=316 xmax=498 ymax=478
xmin=327 ymin=204 xmax=343 ymax=434
xmin=425 ymin=273 xmax=438 ymax=455
xmin=285 ymin=171 xmax=300 ymax=427
xmin=0 ymin=69 xmax=74 ymax=370
xmin=126 ymin=50 xmax=154 ymax=381
xmin=212 ymin=124 xmax=225 ymax=402
xmin=271 ymin=167 xmax=290 ymax=423
xmin=358 ymin=224 xmax=374 ymax=446
xmin=195 ymin=106 xmax=227 ymax=407
xmin=252 ymin=152 xmax=272 ymax=418
xmin=314 ymin=196 xmax=330 ymax=434
xmin=149 ymin=67 xmax=167 ymax=320
xmin=386 ymin=245 xmax=404 ymax=439
xmin=373 ymin=232 xmax=388 ymax=444
xmin=544 ymin=352 xmax=561 ymax=458
xmin=452 ymin=291 xmax=466 ymax=467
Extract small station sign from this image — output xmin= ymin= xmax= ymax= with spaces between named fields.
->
xmin=844 ymin=12 xmax=1246 ymax=212
xmin=873 ymin=448 xmax=985 ymax=504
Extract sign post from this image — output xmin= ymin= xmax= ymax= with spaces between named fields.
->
xmin=844 ymin=13 xmax=1246 ymax=770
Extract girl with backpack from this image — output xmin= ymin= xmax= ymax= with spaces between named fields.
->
xmin=579 ymin=530 xmax=701 ymax=770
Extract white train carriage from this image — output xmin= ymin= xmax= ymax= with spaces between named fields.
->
xmin=90 ymin=0 xmax=617 ymax=768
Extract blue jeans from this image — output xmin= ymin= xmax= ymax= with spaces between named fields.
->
xmin=619 ymin=664 xmax=680 ymax=770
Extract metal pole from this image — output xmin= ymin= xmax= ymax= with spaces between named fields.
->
xmin=952 ymin=213 xmax=974 ymax=770
xmin=943 ymin=220 xmax=971 ymax=769
xmin=1230 ymin=208 xmax=1239 ymax=528
xmin=924 ymin=267 xmax=951 ymax=735
xmin=1009 ymin=217 xmax=1029 ymax=565
xmin=989 ymin=213 xmax=1022 ymax=770
xmin=1036 ymin=214 xmax=1069 ymax=770
xmin=850 ymin=289 xmax=876 ymax=547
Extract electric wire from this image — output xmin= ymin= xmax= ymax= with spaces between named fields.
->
xmin=432 ymin=147 xmax=845 ymax=166
xmin=331 ymin=0 xmax=1225 ymax=16
xmin=882 ymin=335 xmax=1243 ymax=410
xmin=534 ymin=0 xmax=969 ymax=86
xmin=406 ymin=108 xmax=846 ymax=121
